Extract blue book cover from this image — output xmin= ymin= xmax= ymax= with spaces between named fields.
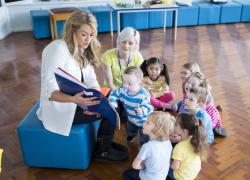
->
xmin=54 ymin=67 xmax=120 ymax=128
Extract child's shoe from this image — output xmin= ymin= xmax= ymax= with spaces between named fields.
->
xmin=162 ymin=103 xmax=178 ymax=112
xmin=213 ymin=127 xmax=227 ymax=137
xmin=127 ymin=136 xmax=136 ymax=142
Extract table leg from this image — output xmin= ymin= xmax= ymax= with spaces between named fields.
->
xmin=110 ymin=7 xmax=113 ymax=37
xmin=49 ymin=14 xmax=54 ymax=40
xmin=163 ymin=10 xmax=167 ymax=33
xmin=174 ymin=9 xmax=178 ymax=41
xmin=118 ymin=11 xmax=120 ymax=35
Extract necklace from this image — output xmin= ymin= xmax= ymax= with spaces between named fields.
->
xmin=118 ymin=51 xmax=132 ymax=78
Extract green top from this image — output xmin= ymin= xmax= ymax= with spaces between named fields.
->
xmin=101 ymin=48 xmax=144 ymax=88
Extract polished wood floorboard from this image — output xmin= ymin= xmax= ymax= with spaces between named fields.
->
xmin=0 ymin=23 xmax=250 ymax=179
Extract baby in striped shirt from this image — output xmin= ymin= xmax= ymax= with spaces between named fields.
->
xmin=108 ymin=66 xmax=153 ymax=146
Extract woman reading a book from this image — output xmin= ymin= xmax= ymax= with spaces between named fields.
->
xmin=37 ymin=10 xmax=128 ymax=162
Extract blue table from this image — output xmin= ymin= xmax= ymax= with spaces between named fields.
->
xmin=108 ymin=3 xmax=179 ymax=41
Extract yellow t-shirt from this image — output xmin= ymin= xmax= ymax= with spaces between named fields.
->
xmin=172 ymin=140 xmax=201 ymax=180
xmin=101 ymin=48 xmax=144 ymax=88
xmin=0 ymin=149 xmax=3 ymax=173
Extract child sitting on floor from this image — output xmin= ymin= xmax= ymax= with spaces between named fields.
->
xmin=178 ymin=72 xmax=227 ymax=137
xmin=178 ymin=86 xmax=214 ymax=144
xmin=140 ymin=57 xmax=176 ymax=111
xmin=170 ymin=112 xmax=208 ymax=180
xmin=123 ymin=111 xmax=175 ymax=180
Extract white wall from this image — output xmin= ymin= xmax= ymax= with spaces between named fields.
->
xmin=0 ymin=0 xmax=111 ymax=39
xmin=0 ymin=7 xmax=11 ymax=40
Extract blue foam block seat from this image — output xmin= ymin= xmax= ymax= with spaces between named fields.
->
xmin=88 ymin=6 xmax=117 ymax=32
xmin=177 ymin=5 xmax=199 ymax=26
xmin=148 ymin=11 xmax=174 ymax=28
xmin=30 ymin=10 xmax=51 ymax=39
xmin=233 ymin=0 xmax=250 ymax=22
xmin=193 ymin=1 xmax=221 ymax=25
xmin=220 ymin=1 xmax=242 ymax=23
xmin=17 ymin=102 xmax=100 ymax=169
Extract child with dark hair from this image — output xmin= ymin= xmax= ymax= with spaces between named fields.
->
xmin=170 ymin=112 xmax=209 ymax=180
xmin=141 ymin=57 xmax=176 ymax=111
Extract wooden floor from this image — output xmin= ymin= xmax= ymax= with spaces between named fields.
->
xmin=0 ymin=23 xmax=250 ymax=180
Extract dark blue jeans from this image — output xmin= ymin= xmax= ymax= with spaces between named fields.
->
xmin=123 ymin=168 xmax=140 ymax=180
xmin=73 ymin=106 xmax=115 ymax=136
xmin=126 ymin=121 xmax=149 ymax=146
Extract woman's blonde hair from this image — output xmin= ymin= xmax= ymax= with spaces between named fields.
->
xmin=116 ymin=27 xmax=140 ymax=51
xmin=63 ymin=10 xmax=101 ymax=68
xmin=149 ymin=111 xmax=175 ymax=141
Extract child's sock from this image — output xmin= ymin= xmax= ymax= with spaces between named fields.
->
xmin=213 ymin=127 xmax=227 ymax=137
xmin=150 ymin=97 xmax=177 ymax=111
xmin=161 ymin=103 xmax=178 ymax=112
xmin=150 ymin=97 xmax=163 ymax=109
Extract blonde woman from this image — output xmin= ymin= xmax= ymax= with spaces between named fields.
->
xmin=37 ymin=10 xmax=128 ymax=162
xmin=101 ymin=27 xmax=144 ymax=91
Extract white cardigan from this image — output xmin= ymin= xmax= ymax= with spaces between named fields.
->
xmin=37 ymin=40 xmax=100 ymax=136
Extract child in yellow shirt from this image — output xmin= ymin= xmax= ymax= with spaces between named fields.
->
xmin=170 ymin=112 xmax=208 ymax=180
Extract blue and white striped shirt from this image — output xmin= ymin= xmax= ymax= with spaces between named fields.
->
xmin=108 ymin=86 xmax=153 ymax=126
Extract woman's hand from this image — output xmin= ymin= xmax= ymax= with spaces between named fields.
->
xmin=73 ymin=92 xmax=100 ymax=106
xmin=83 ymin=111 xmax=101 ymax=118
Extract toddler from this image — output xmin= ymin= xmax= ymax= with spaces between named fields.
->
xmin=170 ymin=112 xmax=208 ymax=180
xmin=123 ymin=111 xmax=175 ymax=180
xmin=108 ymin=66 xmax=153 ymax=146
xmin=180 ymin=62 xmax=201 ymax=83
xmin=141 ymin=57 xmax=176 ymax=111
xmin=179 ymin=72 xmax=227 ymax=137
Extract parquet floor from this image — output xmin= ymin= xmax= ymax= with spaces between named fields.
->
xmin=0 ymin=23 xmax=250 ymax=180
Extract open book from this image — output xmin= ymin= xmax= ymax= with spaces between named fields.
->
xmin=54 ymin=67 xmax=120 ymax=128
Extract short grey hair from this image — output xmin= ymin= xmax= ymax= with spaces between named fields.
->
xmin=116 ymin=27 xmax=140 ymax=51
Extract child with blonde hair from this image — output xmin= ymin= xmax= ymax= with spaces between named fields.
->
xmin=178 ymin=86 xmax=214 ymax=144
xmin=178 ymin=72 xmax=227 ymax=137
xmin=140 ymin=57 xmax=176 ymax=111
xmin=109 ymin=66 xmax=153 ymax=146
xmin=180 ymin=62 xmax=201 ymax=83
xmin=170 ymin=112 xmax=208 ymax=180
xmin=123 ymin=111 xmax=175 ymax=180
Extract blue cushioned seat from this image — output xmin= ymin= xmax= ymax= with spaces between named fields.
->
xmin=17 ymin=102 xmax=100 ymax=169
xmin=88 ymin=6 xmax=117 ymax=32
xmin=193 ymin=1 xmax=221 ymax=25
xmin=220 ymin=1 xmax=242 ymax=23
xmin=148 ymin=11 xmax=174 ymax=28
xmin=233 ymin=0 xmax=250 ymax=22
xmin=30 ymin=10 xmax=51 ymax=39
xmin=177 ymin=5 xmax=199 ymax=26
